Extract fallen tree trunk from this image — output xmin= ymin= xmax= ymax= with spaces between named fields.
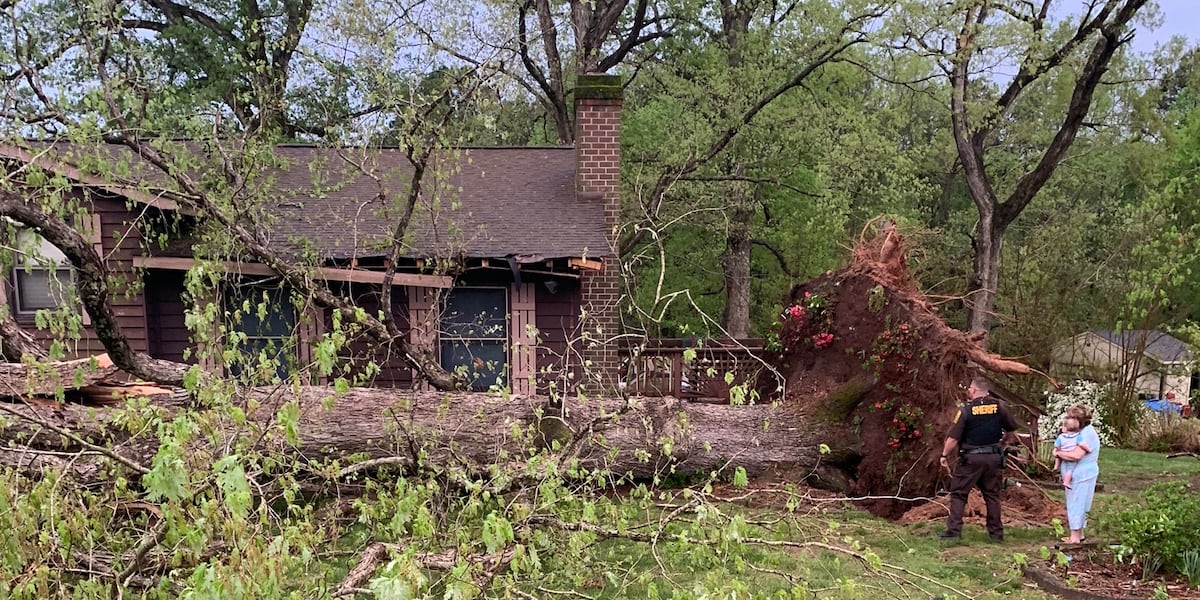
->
xmin=3 ymin=387 xmax=859 ymax=489
xmin=0 ymin=354 xmax=120 ymax=396
xmin=278 ymin=388 xmax=856 ymax=485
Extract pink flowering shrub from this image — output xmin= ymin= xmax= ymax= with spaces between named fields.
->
xmin=766 ymin=291 xmax=835 ymax=354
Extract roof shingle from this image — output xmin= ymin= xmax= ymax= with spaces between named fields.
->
xmin=1091 ymin=329 xmax=1195 ymax=363
xmin=8 ymin=142 xmax=611 ymax=261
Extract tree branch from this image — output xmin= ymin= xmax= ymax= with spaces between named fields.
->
xmin=750 ymin=238 xmax=795 ymax=278
xmin=0 ymin=190 xmax=188 ymax=384
xmin=997 ymin=1 xmax=1145 ymax=229
xmin=0 ymin=401 xmax=150 ymax=474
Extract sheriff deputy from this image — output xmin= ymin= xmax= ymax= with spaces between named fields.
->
xmin=938 ymin=375 xmax=1023 ymax=542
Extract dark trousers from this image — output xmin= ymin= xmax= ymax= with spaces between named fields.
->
xmin=945 ymin=453 xmax=1004 ymax=537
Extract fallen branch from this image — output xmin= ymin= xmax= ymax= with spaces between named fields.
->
xmin=117 ymin=521 xmax=167 ymax=585
xmin=333 ymin=543 xmax=388 ymax=597
xmin=0 ymin=401 xmax=149 ymax=474
xmin=332 ymin=543 xmax=516 ymax=598
xmin=0 ymin=353 xmax=118 ymax=397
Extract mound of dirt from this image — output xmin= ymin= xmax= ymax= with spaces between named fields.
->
xmin=759 ymin=222 xmax=1048 ymax=514
xmin=898 ymin=484 xmax=1064 ymax=529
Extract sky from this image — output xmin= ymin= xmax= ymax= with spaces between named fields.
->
xmin=1133 ymin=0 xmax=1196 ymax=53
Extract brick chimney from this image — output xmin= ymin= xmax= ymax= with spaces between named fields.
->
xmin=574 ymin=74 xmax=622 ymax=391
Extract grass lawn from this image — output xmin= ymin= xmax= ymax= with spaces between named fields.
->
xmin=547 ymin=502 xmax=1065 ymax=599
xmin=1095 ymin=446 xmax=1200 ymax=494
xmin=323 ymin=448 xmax=1199 ymax=598
xmin=558 ymin=448 xmax=1200 ymax=599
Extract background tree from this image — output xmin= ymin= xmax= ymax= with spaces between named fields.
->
xmin=621 ymin=0 xmax=894 ymax=338
xmin=904 ymin=0 xmax=1152 ymax=341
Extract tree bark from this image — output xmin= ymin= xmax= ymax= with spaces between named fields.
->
xmin=720 ymin=203 xmax=753 ymax=338
xmin=2 ymin=387 xmax=859 ymax=490
xmin=255 ymin=389 xmax=858 ymax=486
xmin=0 ymin=354 xmax=119 ymax=395
xmin=0 ymin=305 xmax=46 ymax=362
xmin=967 ymin=210 xmax=1003 ymax=338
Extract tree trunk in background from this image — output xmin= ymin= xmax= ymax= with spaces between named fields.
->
xmin=721 ymin=203 xmax=753 ymax=337
xmin=967 ymin=208 xmax=1004 ymax=342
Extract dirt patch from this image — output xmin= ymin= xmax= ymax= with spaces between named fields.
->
xmin=897 ymin=484 xmax=1063 ymax=529
xmin=1028 ymin=549 xmax=1200 ymax=600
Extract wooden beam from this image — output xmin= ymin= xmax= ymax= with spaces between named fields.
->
xmin=568 ymin=258 xmax=603 ymax=271
xmin=135 ymin=256 xmax=454 ymax=288
xmin=517 ymin=268 xmax=580 ymax=279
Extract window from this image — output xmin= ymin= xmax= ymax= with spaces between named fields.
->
xmin=440 ymin=287 xmax=507 ymax=391
xmin=10 ymin=230 xmax=73 ymax=314
xmin=225 ymin=284 xmax=298 ymax=381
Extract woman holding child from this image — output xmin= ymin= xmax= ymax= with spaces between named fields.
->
xmin=1052 ymin=404 xmax=1101 ymax=544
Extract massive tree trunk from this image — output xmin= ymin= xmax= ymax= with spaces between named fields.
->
xmin=1 ymin=387 xmax=857 ymax=490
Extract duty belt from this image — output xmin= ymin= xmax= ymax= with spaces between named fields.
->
xmin=963 ymin=446 xmax=1001 ymax=455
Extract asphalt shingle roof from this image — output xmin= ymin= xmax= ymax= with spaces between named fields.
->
xmin=263 ymin=145 xmax=610 ymax=261
xmin=1091 ymin=329 xmax=1195 ymax=363
xmin=7 ymin=142 xmax=611 ymax=261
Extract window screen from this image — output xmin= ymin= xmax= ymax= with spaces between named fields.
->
xmin=440 ymin=287 xmax=507 ymax=391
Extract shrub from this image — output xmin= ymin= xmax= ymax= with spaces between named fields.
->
xmin=1104 ymin=481 xmax=1200 ymax=577
xmin=1041 ymin=380 xmax=1115 ymax=446
xmin=1129 ymin=410 xmax=1200 ymax=454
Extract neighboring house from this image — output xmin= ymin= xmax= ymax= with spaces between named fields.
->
xmin=1050 ymin=330 xmax=1198 ymax=402
xmin=0 ymin=75 xmax=625 ymax=395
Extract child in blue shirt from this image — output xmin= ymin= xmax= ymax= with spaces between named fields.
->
xmin=1054 ymin=416 xmax=1082 ymax=489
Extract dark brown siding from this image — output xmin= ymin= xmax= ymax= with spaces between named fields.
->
xmin=535 ymin=279 xmax=582 ymax=394
xmin=21 ymin=193 xmax=148 ymax=358
xmin=145 ymin=269 xmax=191 ymax=363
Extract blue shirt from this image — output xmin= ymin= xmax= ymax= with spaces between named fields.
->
xmin=1070 ymin=424 xmax=1101 ymax=483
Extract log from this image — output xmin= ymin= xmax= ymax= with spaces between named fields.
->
xmin=252 ymin=388 xmax=857 ymax=486
xmin=0 ymin=354 xmax=118 ymax=397
xmin=2 ymin=386 xmax=860 ymax=490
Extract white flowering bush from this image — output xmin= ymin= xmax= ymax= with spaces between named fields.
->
xmin=1041 ymin=380 xmax=1115 ymax=447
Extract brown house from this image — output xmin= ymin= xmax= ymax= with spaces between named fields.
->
xmin=1 ymin=75 xmax=624 ymax=395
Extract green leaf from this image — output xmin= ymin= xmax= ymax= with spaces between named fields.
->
xmin=278 ymin=401 xmax=301 ymax=445
xmin=213 ymin=455 xmax=252 ymax=519
xmin=482 ymin=512 xmax=514 ymax=554
xmin=732 ymin=466 xmax=748 ymax=488
xmin=145 ymin=441 xmax=188 ymax=503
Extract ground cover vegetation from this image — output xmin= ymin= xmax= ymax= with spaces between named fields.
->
xmin=2 ymin=0 xmax=1200 ymax=597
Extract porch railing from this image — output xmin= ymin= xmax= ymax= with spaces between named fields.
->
xmin=620 ymin=338 xmax=770 ymax=401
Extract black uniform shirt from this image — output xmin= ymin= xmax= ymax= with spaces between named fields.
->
xmin=946 ymin=395 xmax=1021 ymax=447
